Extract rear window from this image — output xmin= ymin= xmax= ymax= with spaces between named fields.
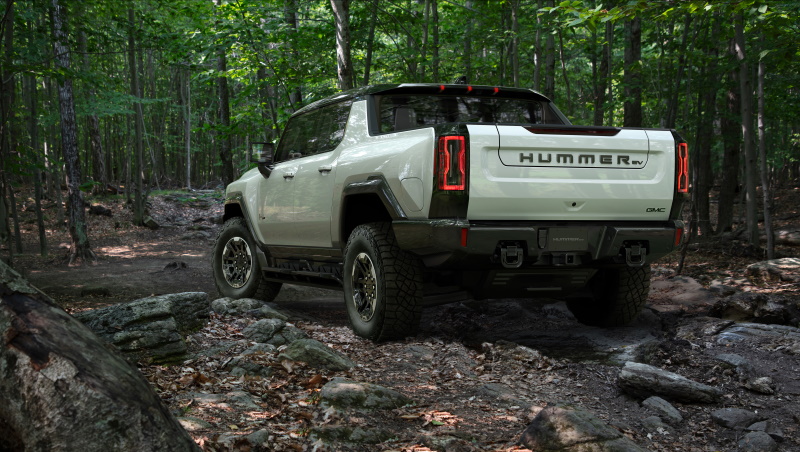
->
xmin=376 ymin=94 xmax=565 ymax=133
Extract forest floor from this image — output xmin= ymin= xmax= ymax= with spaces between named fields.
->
xmin=9 ymin=187 xmax=800 ymax=451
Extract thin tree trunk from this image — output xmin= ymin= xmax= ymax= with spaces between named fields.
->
xmin=665 ymin=14 xmax=692 ymax=128
xmin=52 ymin=0 xmax=94 ymax=264
xmin=734 ymin=15 xmax=759 ymax=247
xmin=216 ymin=47 xmax=234 ymax=186
xmin=363 ymin=0 xmax=379 ymax=85
xmin=623 ymin=16 xmax=642 ymax=127
xmin=181 ymin=68 xmax=192 ymax=190
xmin=24 ymin=75 xmax=47 ymax=256
xmin=284 ymin=0 xmax=302 ymax=104
xmin=431 ymin=0 xmax=439 ymax=81
xmin=544 ymin=1 xmax=555 ymax=100
xmin=421 ymin=0 xmax=429 ymax=80
xmin=757 ymin=34 xmax=773 ymax=259
xmin=604 ymin=18 xmax=614 ymax=126
xmin=128 ymin=8 xmax=145 ymax=225
xmin=558 ymin=30 xmax=572 ymax=115
xmin=330 ymin=0 xmax=354 ymax=90
xmin=510 ymin=0 xmax=519 ymax=87
xmin=464 ymin=0 xmax=473 ymax=83
xmin=79 ymin=31 xmax=107 ymax=194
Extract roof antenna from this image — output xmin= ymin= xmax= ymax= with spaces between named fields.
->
xmin=453 ymin=75 xmax=468 ymax=84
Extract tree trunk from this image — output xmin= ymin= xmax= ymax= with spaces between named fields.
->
xmin=330 ymin=0 xmax=354 ymax=90
xmin=284 ymin=0 xmax=302 ymax=105
xmin=623 ymin=16 xmax=642 ymax=127
xmin=510 ymin=0 xmax=519 ymax=87
xmin=431 ymin=0 xmax=439 ymax=81
xmin=757 ymin=34 xmax=774 ymax=259
xmin=363 ymin=0 xmax=379 ymax=85
xmin=717 ymin=42 xmax=741 ymax=235
xmin=463 ymin=0 xmax=473 ymax=83
xmin=693 ymin=20 xmax=718 ymax=238
xmin=604 ymin=18 xmax=614 ymax=126
xmin=78 ymin=31 xmax=107 ymax=194
xmin=0 ymin=263 xmax=201 ymax=452
xmin=24 ymin=75 xmax=47 ymax=256
xmin=128 ymin=8 xmax=146 ymax=226
xmin=52 ymin=0 xmax=94 ymax=265
xmin=734 ymin=15 xmax=759 ymax=247
xmin=543 ymin=0 xmax=555 ymax=100
xmin=216 ymin=47 xmax=234 ymax=186
xmin=665 ymin=15 xmax=692 ymax=129
xmin=181 ymin=68 xmax=192 ymax=190
xmin=533 ymin=0 xmax=543 ymax=91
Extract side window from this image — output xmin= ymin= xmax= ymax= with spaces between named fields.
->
xmin=275 ymin=101 xmax=352 ymax=161
xmin=316 ymin=101 xmax=352 ymax=154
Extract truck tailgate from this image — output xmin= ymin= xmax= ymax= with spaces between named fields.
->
xmin=467 ymin=125 xmax=676 ymax=222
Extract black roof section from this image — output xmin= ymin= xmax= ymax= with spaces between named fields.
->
xmin=292 ymin=83 xmax=552 ymax=117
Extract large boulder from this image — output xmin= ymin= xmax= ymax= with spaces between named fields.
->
xmin=519 ymin=405 xmax=649 ymax=451
xmin=74 ymin=292 xmax=210 ymax=364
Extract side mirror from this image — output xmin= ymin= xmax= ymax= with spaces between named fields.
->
xmin=251 ymin=142 xmax=274 ymax=178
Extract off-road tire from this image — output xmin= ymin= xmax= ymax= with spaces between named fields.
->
xmin=566 ymin=265 xmax=651 ymax=327
xmin=213 ymin=217 xmax=282 ymax=301
xmin=343 ymin=222 xmax=423 ymax=341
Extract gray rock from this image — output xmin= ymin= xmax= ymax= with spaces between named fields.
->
xmin=618 ymin=362 xmax=723 ymax=403
xmin=710 ymin=292 xmax=798 ymax=325
xmin=249 ymin=304 xmax=290 ymax=320
xmin=641 ymin=415 xmax=675 ymax=435
xmin=143 ymin=215 xmax=159 ymax=229
xmin=242 ymin=318 xmax=286 ymax=342
xmin=224 ymin=356 xmax=274 ymax=377
xmin=747 ymin=257 xmax=800 ymax=283
xmin=211 ymin=297 xmax=264 ymax=315
xmin=478 ymin=383 xmax=531 ymax=409
xmin=266 ymin=324 xmax=308 ymax=346
xmin=738 ymin=431 xmax=778 ymax=452
xmin=226 ymin=390 xmax=260 ymax=410
xmin=278 ymin=338 xmax=354 ymax=371
xmin=776 ymin=229 xmax=800 ymax=246
xmin=177 ymin=417 xmax=212 ymax=432
xmin=744 ymin=376 xmax=775 ymax=395
xmin=242 ymin=343 xmax=277 ymax=355
xmin=711 ymin=408 xmax=765 ymax=430
xmin=319 ymin=378 xmax=412 ymax=410
xmin=519 ymin=405 xmax=649 ymax=451
xmin=245 ymin=429 xmax=270 ymax=447
xmin=747 ymin=420 xmax=785 ymax=443
xmin=308 ymin=425 xmax=394 ymax=446
xmin=715 ymin=353 xmax=756 ymax=379
xmin=641 ymin=396 xmax=683 ymax=425
xmin=708 ymin=280 xmax=738 ymax=297
xmin=716 ymin=322 xmax=800 ymax=345
xmin=75 ymin=292 xmax=209 ymax=363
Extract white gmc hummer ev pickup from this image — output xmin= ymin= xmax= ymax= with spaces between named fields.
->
xmin=213 ymin=84 xmax=688 ymax=341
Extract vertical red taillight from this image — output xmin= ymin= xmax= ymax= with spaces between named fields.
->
xmin=436 ymin=136 xmax=466 ymax=191
xmin=676 ymin=142 xmax=689 ymax=193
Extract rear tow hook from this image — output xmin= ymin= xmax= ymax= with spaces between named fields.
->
xmin=624 ymin=245 xmax=647 ymax=267
xmin=500 ymin=244 xmax=524 ymax=269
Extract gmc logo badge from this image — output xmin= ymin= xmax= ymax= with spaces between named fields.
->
xmin=646 ymin=208 xmax=666 ymax=212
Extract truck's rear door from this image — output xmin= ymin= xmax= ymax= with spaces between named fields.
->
xmin=467 ymin=125 xmax=676 ymax=222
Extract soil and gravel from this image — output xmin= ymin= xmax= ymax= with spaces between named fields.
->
xmin=9 ymin=189 xmax=800 ymax=451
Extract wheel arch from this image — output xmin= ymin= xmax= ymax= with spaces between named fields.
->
xmin=337 ymin=177 xmax=407 ymax=248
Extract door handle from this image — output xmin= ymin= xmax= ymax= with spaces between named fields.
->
xmin=318 ymin=166 xmax=333 ymax=173
xmin=283 ymin=172 xmax=295 ymax=179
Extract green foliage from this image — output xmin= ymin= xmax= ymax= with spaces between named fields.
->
xmin=2 ymin=0 xmax=798 ymax=187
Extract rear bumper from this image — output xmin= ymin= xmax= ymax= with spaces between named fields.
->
xmin=392 ymin=219 xmax=683 ymax=269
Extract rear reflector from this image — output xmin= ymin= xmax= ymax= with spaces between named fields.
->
xmin=677 ymin=142 xmax=689 ymax=193
xmin=436 ymin=136 xmax=466 ymax=191
xmin=460 ymin=228 xmax=468 ymax=247
xmin=674 ymin=226 xmax=684 ymax=247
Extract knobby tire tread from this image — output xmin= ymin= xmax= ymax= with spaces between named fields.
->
xmin=214 ymin=217 xmax=282 ymax=302
xmin=346 ymin=222 xmax=423 ymax=341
